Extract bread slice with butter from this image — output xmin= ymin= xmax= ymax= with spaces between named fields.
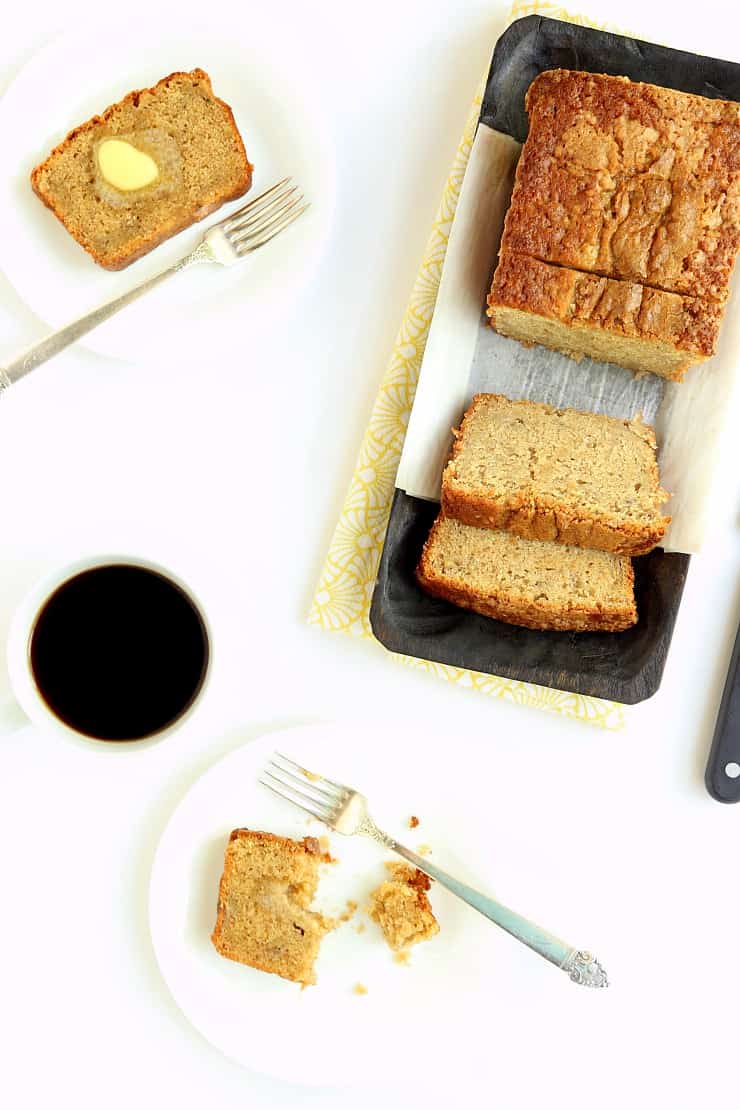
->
xmin=31 ymin=69 xmax=252 ymax=270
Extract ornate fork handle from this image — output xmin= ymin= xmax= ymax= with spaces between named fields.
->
xmin=357 ymin=815 xmax=608 ymax=988
xmin=0 ymin=242 xmax=213 ymax=391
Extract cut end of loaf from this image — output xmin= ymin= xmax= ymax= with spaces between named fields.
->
xmin=489 ymin=303 xmax=699 ymax=381
xmin=487 ymin=252 xmax=720 ymax=382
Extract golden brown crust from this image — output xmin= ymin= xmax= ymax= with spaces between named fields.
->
xmin=416 ymin=516 xmax=637 ymax=633
xmin=224 ymin=828 xmax=321 ymax=855
xmin=404 ymin=867 xmax=432 ymax=898
xmin=488 ymin=252 xmax=721 ymax=367
xmin=441 ymin=485 xmax=665 ymax=556
xmin=501 ymin=69 xmax=740 ymax=304
xmin=31 ymin=69 xmax=252 ymax=270
xmin=441 ymin=394 xmax=670 ymax=556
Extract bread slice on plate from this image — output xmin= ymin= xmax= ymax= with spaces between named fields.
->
xmin=211 ymin=829 xmax=333 ymax=987
xmin=441 ymin=394 xmax=670 ymax=556
xmin=31 ymin=69 xmax=252 ymax=270
xmin=416 ymin=513 xmax=637 ymax=633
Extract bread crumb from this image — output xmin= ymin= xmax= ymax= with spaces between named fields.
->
xmin=417 ymin=844 xmax=432 ymax=856
xmin=353 ymin=983 xmax=368 ymax=996
xmin=409 ymin=815 xmax=420 ymax=829
xmin=368 ymin=863 xmax=439 ymax=952
xmin=354 ymin=922 xmax=366 ymax=935
xmin=393 ymin=950 xmax=411 ymax=966
xmin=338 ymin=900 xmax=358 ymax=925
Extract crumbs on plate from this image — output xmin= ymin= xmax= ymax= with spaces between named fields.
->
xmin=338 ymin=900 xmax=358 ymax=924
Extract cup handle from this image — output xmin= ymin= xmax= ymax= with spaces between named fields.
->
xmin=0 ymin=698 xmax=29 ymax=734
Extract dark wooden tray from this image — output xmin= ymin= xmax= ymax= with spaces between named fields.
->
xmin=368 ymin=14 xmax=740 ymax=703
xmin=371 ymin=491 xmax=689 ymax=704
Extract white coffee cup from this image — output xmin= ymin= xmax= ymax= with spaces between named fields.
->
xmin=0 ymin=555 xmax=211 ymax=747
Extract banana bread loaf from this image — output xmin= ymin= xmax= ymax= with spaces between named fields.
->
xmin=441 ymin=394 xmax=669 ymax=556
xmin=501 ymin=69 xmax=740 ymax=301
xmin=32 ymin=69 xmax=252 ymax=270
xmin=490 ymin=69 xmax=740 ymax=376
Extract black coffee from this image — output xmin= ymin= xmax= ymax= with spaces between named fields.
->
xmin=30 ymin=564 xmax=209 ymax=741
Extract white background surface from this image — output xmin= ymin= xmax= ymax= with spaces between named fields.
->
xmin=1 ymin=1 xmax=740 ymax=1107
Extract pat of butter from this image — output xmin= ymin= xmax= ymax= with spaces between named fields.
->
xmin=96 ymin=139 xmax=159 ymax=191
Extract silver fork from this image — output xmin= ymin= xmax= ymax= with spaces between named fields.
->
xmin=261 ymin=753 xmax=608 ymax=988
xmin=0 ymin=178 xmax=308 ymax=394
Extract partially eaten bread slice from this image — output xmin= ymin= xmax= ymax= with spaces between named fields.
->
xmin=31 ymin=69 xmax=252 ymax=269
xmin=211 ymin=829 xmax=333 ymax=987
xmin=368 ymin=863 xmax=439 ymax=952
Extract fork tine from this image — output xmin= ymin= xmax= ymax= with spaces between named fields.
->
xmin=272 ymin=752 xmax=348 ymax=795
xmin=265 ymin=760 xmax=341 ymax=806
xmin=224 ymin=182 xmax=298 ymax=237
xmin=221 ymin=177 xmax=292 ymax=232
xmin=229 ymin=194 xmax=303 ymax=247
xmin=259 ymin=771 xmax=335 ymax=822
xmin=259 ymin=778 xmax=327 ymax=822
xmin=236 ymin=204 xmax=310 ymax=255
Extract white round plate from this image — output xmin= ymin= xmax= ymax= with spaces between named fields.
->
xmin=0 ymin=22 xmax=334 ymax=365
xmin=149 ymin=722 xmax=541 ymax=1088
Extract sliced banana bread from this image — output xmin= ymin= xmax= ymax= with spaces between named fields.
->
xmin=211 ymin=830 xmax=332 ymax=987
xmin=488 ymin=252 xmax=721 ymax=382
xmin=368 ymin=863 xmax=439 ymax=952
xmin=441 ymin=394 xmax=669 ymax=556
xmin=32 ymin=69 xmax=252 ymax=270
xmin=416 ymin=514 xmax=637 ymax=632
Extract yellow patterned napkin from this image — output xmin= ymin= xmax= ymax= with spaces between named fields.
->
xmin=309 ymin=1 xmax=625 ymax=730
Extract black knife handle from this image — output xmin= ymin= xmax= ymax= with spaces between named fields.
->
xmin=706 ymin=619 xmax=740 ymax=802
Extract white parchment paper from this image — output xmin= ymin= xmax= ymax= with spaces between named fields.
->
xmin=396 ymin=123 xmax=740 ymax=554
